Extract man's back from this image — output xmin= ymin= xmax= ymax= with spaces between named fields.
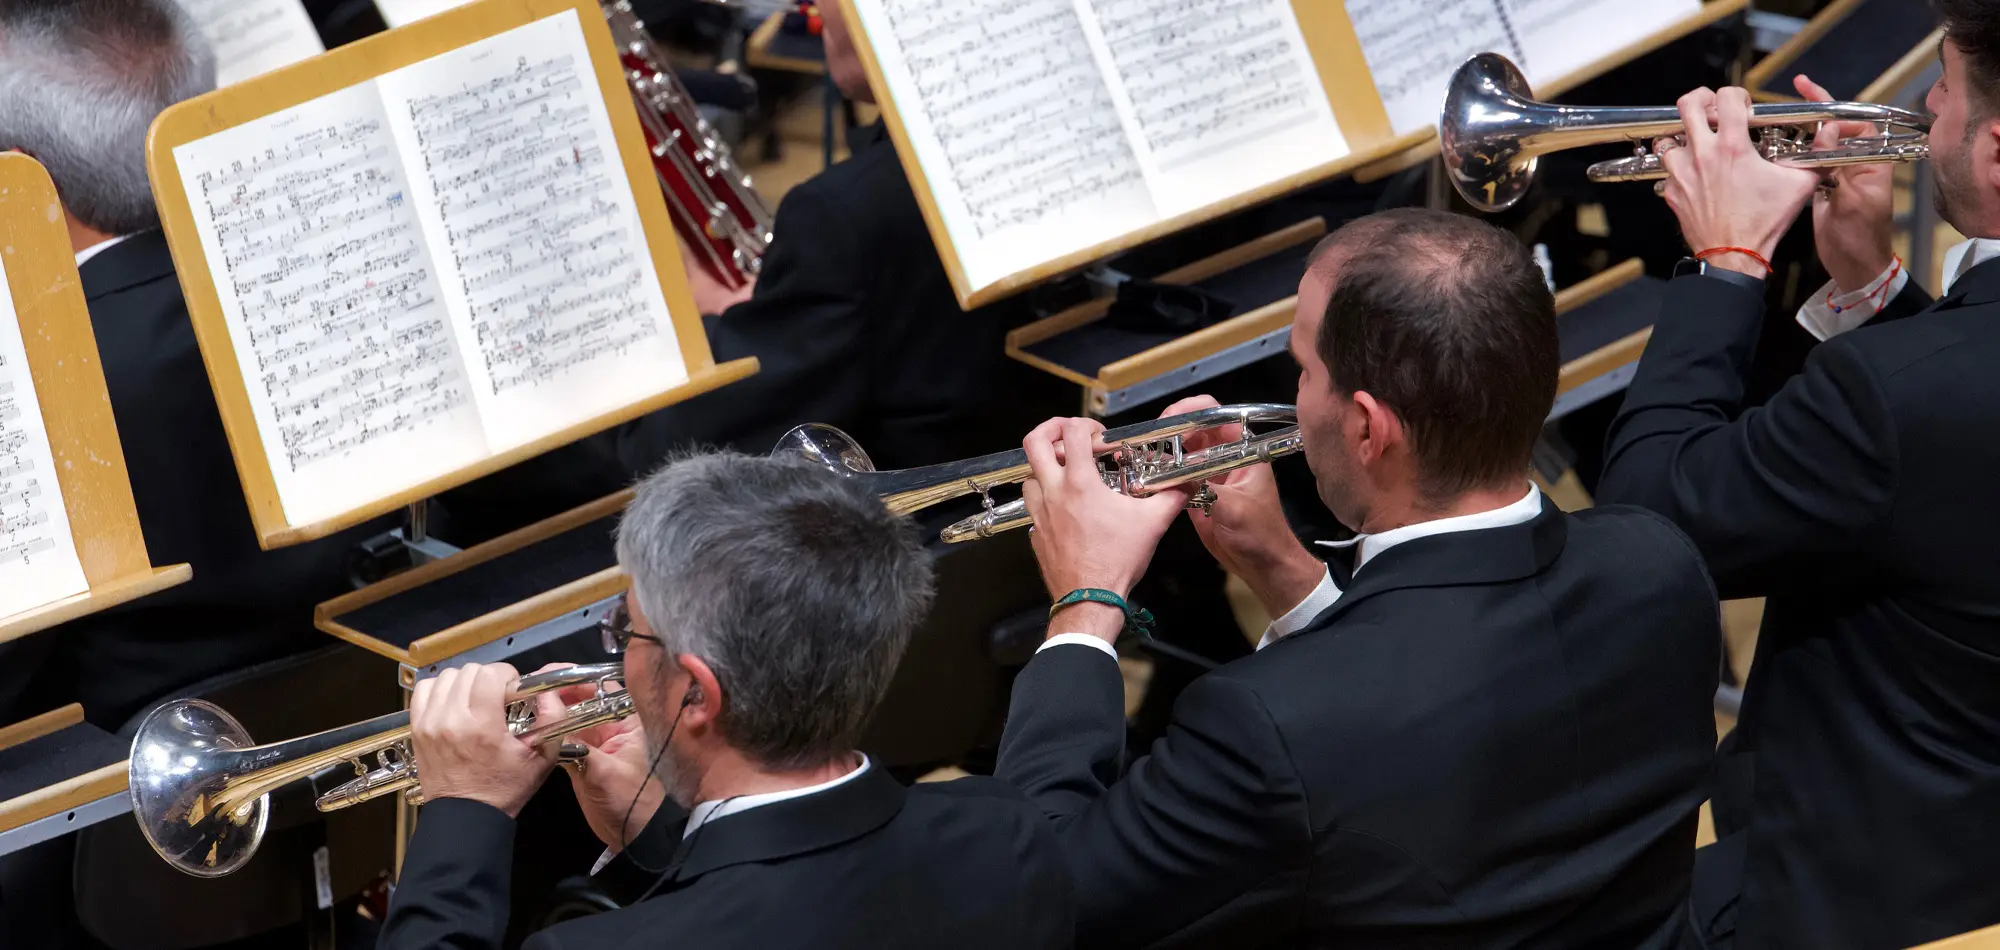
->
xmin=1001 ymin=505 xmax=1719 ymax=948
xmin=1601 ymin=264 xmax=2000 ymax=948
xmin=484 ymin=774 xmax=1070 ymax=949
xmin=1260 ymin=506 xmax=1718 ymax=946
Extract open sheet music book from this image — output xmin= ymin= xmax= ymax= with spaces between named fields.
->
xmin=1344 ymin=0 xmax=1702 ymax=135
xmin=169 ymin=9 xmax=688 ymax=532
xmin=177 ymin=0 xmax=326 ymax=87
xmin=850 ymin=0 xmax=1350 ymax=302
xmin=0 ymin=257 xmax=89 ymax=620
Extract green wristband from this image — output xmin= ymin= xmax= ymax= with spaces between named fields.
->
xmin=1049 ymin=588 xmax=1156 ymax=641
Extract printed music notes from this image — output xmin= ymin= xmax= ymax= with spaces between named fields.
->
xmin=0 ymin=259 xmax=88 ymax=619
xmin=1077 ymin=0 xmax=1346 ymax=216
xmin=850 ymin=0 xmax=1347 ymax=293
xmin=1345 ymin=0 xmax=1699 ymax=135
xmin=1502 ymin=0 xmax=1700 ymax=88
xmin=176 ymin=0 xmax=325 ymax=88
xmin=173 ymin=10 xmax=685 ymax=529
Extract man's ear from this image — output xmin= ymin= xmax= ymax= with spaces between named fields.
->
xmin=1985 ymin=120 xmax=2000 ymax=193
xmin=1348 ymin=391 xmax=1405 ymax=465
xmin=676 ymin=654 xmax=723 ymax=729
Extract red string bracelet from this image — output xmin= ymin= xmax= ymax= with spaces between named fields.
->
xmin=1828 ymin=256 xmax=1904 ymax=315
xmin=1695 ymin=246 xmax=1774 ymax=275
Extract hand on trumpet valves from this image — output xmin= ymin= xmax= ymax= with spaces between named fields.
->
xmin=1795 ymin=74 xmax=1898 ymax=294
xmin=1159 ymin=396 xmax=1326 ymax=621
xmin=1020 ymin=416 xmax=1188 ymax=644
xmin=1655 ymin=86 xmax=1822 ymax=276
xmin=409 ymin=662 xmax=559 ymax=819
xmin=534 ymin=663 xmax=665 ymax=852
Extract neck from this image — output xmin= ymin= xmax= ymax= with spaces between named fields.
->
xmin=1355 ymin=481 xmax=1527 ymax=536
xmin=693 ymin=749 xmax=861 ymax=805
xmin=65 ymin=215 xmax=117 ymax=256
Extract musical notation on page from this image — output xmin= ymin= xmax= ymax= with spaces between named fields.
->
xmin=1083 ymin=0 xmax=1324 ymax=166
xmin=1344 ymin=0 xmax=1522 ymax=135
xmin=877 ymin=0 xmax=1147 ymax=241
xmin=401 ymin=54 xmax=658 ymax=394
xmin=175 ymin=82 xmax=490 ymax=527
xmin=175 ymin=0 xmax=325 ymax=88
xmin=0 ymin=269 xmax=88 ymax=618
xmin=377 ymin=9 xmax=685 ymax=449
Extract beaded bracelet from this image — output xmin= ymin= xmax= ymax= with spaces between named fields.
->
xmin=1049 ymin=588 xmax=1156 ymax=640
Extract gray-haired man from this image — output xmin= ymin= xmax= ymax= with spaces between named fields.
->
xmin=383 ymin=453 xmax=1074 ymax=950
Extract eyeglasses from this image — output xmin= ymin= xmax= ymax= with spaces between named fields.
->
xmin=598 ymin=601 xmax=662 ymax=655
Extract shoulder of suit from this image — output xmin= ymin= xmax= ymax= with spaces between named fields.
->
xmin=905 ymin=774 xmax=1039 ymax=807
xmin=781 ymin=136 xmax=922 ymax=233
xmin=1837 ymin=307 xmax=1983 ymax=382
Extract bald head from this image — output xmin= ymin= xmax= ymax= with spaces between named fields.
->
xmin=1303 ymin=208 xmax=1558 ymax=498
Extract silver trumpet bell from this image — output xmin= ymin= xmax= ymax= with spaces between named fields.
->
xmin=1441 ymin=52 xmax=1931 ymax=213
xmin=775 ymin=404 xmax=1304 ymax=542
xmin=130 ymin=662 xmax=630 ymax=877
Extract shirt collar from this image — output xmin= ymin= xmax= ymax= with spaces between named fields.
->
xmin=682 ymin=753 xmax=872 ymax=839
xmin=74 ymin=232 xmax=136 ymax=269
xmin=1315 ymin=484 xmax=1544 ymax=571
xmin=1942 ymin=238 xmax=2000 ymax=295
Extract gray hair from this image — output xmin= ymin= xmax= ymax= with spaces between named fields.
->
xmin=0 ymin=0 xmax=216 ymax=235
xmin=615 ymin=452 xmax=935 ymax=770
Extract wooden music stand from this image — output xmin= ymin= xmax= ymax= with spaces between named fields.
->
xmin=147 ymin=0 xmax=759 ymax=551
xmin=0 ymin=154 xmax=196 ymax=853
xmin=0 ymin=154 xmax=191 ymax=645
xmin=1916 ymin=923 xmax=2000 ymax=950
xmin=837 ymin=0 xmax=1437 ymax=310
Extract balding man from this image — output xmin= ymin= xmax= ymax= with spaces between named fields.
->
xmin=998 ymin=209 xmax=1724 ymax=948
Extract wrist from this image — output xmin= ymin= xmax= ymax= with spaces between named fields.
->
xmin=1828 ymin=250 xmax=1896 ymax=295
xmin=1695 ymin=248 xmax=1771 ymax=278
xmin=1246 ymin=543 xmax=1327 ymax=619
xmin=1048 ymin=601 xmax=1126 ymax=644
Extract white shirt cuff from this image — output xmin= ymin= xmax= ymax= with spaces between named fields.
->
xmin=1796 ymin=263 xmax=1910 ymax=341
xmin=1257 ymin=567 xmax=1341 ymax=650
xmin=1038 ymin=632 xmax=1119 ymax=660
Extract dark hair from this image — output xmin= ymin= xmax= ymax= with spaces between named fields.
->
xmin=1308 ymin=208 xmax=1558 ymax=499
xmin=1938 ymin=0 xmax=2000 ymax=118
xmin=616 ymin=452 xmax=935 ymax=770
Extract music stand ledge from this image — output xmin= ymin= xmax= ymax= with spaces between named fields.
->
xmin=0 ymin=705 xmax=130 ymax=857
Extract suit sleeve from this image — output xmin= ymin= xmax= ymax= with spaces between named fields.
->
xmin=997 ymin=646 xmax=1311 ymax=948
xmin=377 ymin=798 xmax=519 ymax=950
xmin=1598 ymin=276 xmax=1900 ymax=595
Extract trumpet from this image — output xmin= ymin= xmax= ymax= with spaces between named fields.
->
xmin=1441 ymin=53 xmax=1932 ymax=212
xmin=129 ymin=662 xmax=630 ymax=878
xmin=776 ymin=403 xmax=1304 ymax=542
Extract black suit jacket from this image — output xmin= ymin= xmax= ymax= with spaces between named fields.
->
xmin=440 ymin=122 xmax=1038 ymax=538
xmin=380 ymin=767 xmax=1074 ymax=949
xmin=1598 ymin=266 xmax=2000 ymax=949
xmin=998 ymin=504 xmax=1721 ymax=948
xmin=0 ymin=231 xmax=378 ymax=728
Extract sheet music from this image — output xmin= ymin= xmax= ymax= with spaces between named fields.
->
xmin=1344 ymin=0 xmax=1522 ymax=135
xmin=172 ymin=82 xmax=490 ymax=528
xmin=853 ymin=0 xmax=1157 ymax=292
xmin=377 ymin=10 xmax=687 ymax=449
xmin=1504 ymin=0 xmax=1700 ymax=86
xmin=0 ymin=261 xmax=88 ymax=619
xmin=372 ymin=0 xmax=470 ymax=28
xmin=176 ymin=0 xmax=325 ymax=88
xmin=1075 ymin=0 xmax=1347 ymax=215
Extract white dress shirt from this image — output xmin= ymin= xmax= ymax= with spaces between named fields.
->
xmin=589 ymin=753 xmax=872 ymax=874
xmin=1042 ymin=485 xmax=1545 ymax=659
xmin=1796 ymin=238 xmax=2000 ymax=341
xmin=73 ymin=232 xmax=135 ymax=269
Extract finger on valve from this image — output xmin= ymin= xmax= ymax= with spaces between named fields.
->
xmin=1713 ymin=87 xmax=1754 ymax=150
xmin=1676 ymin=88 xmax=1718 ymax=149
xmin=1061 ymin=419 xmax=1109 ymax=490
